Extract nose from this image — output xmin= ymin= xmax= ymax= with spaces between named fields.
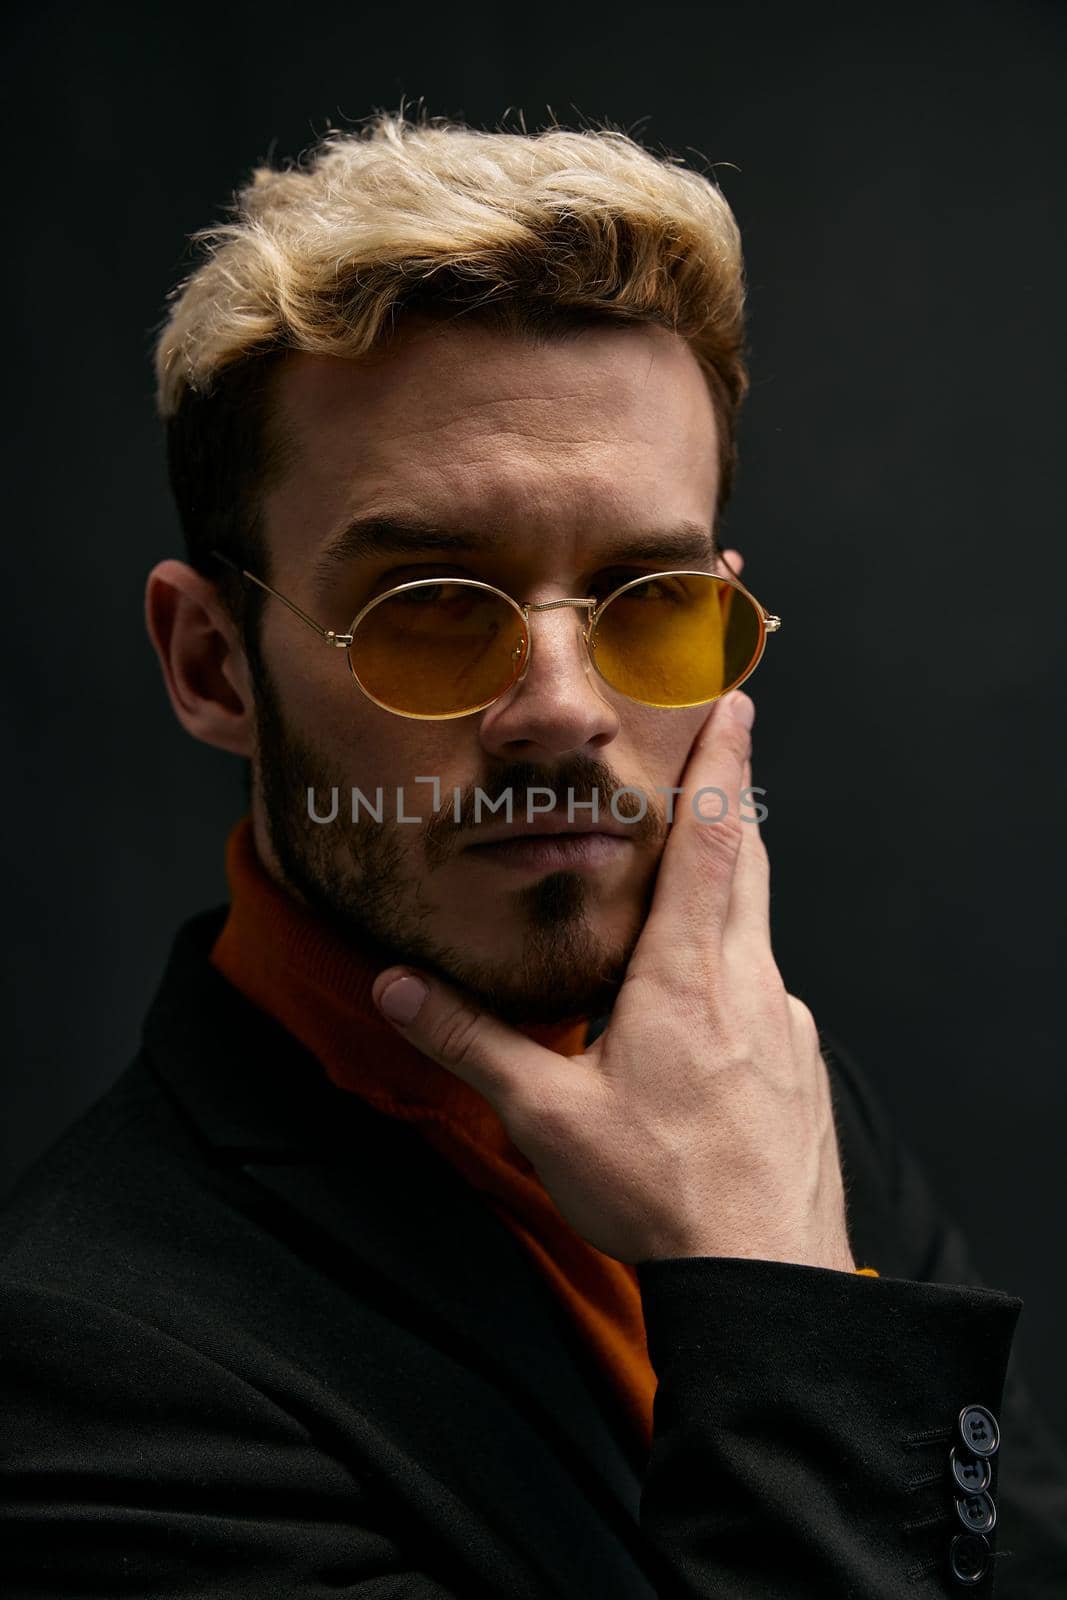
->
xmin=478 ymin=603 xmax=621 ymax=761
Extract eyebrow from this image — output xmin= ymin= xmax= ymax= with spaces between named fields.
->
xmin=311 ymin=514 xmax=717 ymax=587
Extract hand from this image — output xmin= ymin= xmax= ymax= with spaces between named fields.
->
xmin=371 ymin=690 xmax=856 ymax=1272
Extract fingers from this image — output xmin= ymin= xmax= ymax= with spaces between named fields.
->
xmin=627 ymin=689 xmax=754 ymax=991
xmin=370 ymin=966 xmax=558 ymax=1120
xmin=723 ymin=750 xmax=773 ymax=953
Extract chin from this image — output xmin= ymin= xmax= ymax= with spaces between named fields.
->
xmin=424 ymin=900 xmax=638 ymax=1030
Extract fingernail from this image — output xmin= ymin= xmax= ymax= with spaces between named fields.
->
xmin=376 ymin=974 xmax=428 ymax=1025
xmin=726 ymin=691 xmax=756 ymax=728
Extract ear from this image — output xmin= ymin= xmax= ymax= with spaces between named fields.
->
xmin=144 ymin=560 xmax=255 ymax=758
xmin=716 ymin=546 xmax=745 ymax=580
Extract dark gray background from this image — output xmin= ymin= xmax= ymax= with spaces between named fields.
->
xmin=4 ymin=2 xmax=1065 ymax=1429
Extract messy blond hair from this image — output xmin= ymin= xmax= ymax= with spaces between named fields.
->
xmin=156 ymin=113 xmax=749 ymax=625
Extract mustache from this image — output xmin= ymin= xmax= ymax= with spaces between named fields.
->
xmin=422 ymin=755 xmax=667 ymax=868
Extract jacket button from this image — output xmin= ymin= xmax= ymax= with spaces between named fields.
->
xmin=950 ymin=1446 xmax=991 ymax=1494
xmin=949 ymin=1532 xmax=991 ymax=1585
xmin=955 ymin=1489 xmax=997 ymax=1535
xmin=958 ymin=1404 xmax=1000 ymax=1458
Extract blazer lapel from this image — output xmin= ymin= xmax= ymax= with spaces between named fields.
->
xmin=142 ymin=909 xmax=654 ymax=1590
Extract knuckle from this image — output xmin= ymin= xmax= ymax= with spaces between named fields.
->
xmin=620 ymin=957 xmax=715 ymax=1029
xmin=691 ymin=810 xmax=745 ymax=864
xmin=432 ymin=999 xmax=484 ymax=1071
xmin=787 ymin=993 xmax=819 ymax=1045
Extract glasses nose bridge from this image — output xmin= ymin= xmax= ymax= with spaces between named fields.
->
xmin=521 ymin=596 xmax=597 ymax=616
xmin=520 ymin=595 xmax=597 ymax=641
xmin=515 ymin=596 xmax=598 ymax=689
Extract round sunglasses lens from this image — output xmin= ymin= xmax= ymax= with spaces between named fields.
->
xmin=591 ymin=573 xmax=763 ymax=706
xmin=348 ymin=581 xmax=529 ymax=716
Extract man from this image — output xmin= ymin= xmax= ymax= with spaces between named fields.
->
xmin=2 ymin=113 xmax=1066 ymax=1597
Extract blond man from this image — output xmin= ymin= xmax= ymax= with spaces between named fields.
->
xmin=3 ymin=114 xmax=1066 ymax=1597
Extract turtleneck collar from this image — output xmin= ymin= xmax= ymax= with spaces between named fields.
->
xmin=209 ymin=815 xmax=591 ymax=1159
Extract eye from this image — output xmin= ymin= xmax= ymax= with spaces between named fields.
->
xmin=589 ymin=568 xmax=650 ymax=599
xmin=592 ymin=569 xmax=689 ymax=603
xmin=362 ymin=564 xmax=474 ymax=603
xmin=385 ymin=579 xmax=481 ymax=614
xmin=385 ymin=581 xmax=449 ymax=607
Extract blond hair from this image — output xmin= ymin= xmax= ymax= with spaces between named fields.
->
xmin=156 ymin=113 xmax=749 ymax=615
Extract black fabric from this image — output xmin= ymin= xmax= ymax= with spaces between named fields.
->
xmin=2 ymin=907 xmax=1065 ymax=1597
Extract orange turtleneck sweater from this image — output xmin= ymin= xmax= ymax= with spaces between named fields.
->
xmin=210 ymin=816 xmax=878 ymax=1459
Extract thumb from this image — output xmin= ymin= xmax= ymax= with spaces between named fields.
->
xmin=370 ymin=966 xmax=554 ymax=1113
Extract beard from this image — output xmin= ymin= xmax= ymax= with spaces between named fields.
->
xmin=249 ymin=656 xmax=667 ymax=1027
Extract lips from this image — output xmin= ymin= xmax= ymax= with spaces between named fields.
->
xmin=461 ymin=809 xmax=635 ymax=848
xmin=461 ymin=830 xmax=633 ymax=874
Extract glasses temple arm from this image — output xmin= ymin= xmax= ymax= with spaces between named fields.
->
xmin=715 ymin=544 xmax=782 ymax=631
xmin=208 ymin=549 xmax=351 ymax=645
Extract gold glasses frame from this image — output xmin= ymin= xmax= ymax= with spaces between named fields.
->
xmin=210 ymin=547 xmax=781 ymax=720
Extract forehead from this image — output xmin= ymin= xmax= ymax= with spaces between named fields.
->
xmin=265 ymin=319 xmax=720 ymax=569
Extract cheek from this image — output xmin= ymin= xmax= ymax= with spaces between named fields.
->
xmin=259 ymin=628 xmax=397 ymax=774
xmin=330 ymin=712 xmax=484 ymax=796
xmin=279 ymin=657 xmax=362 ymax=753
xmin=627 ymin=706 xmax=709 ymax=787
xmin=258 ymin=625 xmax=489 ymax=812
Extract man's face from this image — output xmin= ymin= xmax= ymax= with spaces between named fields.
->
xmin=252 ymin=319 xmax=723 ymax=1025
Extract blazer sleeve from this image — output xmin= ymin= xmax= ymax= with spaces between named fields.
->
xmin=0 ymin=1279 xmax=461 ymax=1600
xmin=633 ymin=1029 xmax=1067 ymax=1599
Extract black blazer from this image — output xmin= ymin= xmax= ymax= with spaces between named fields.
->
xmin=3 ymin=907 xmax=1066 ymax=1598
